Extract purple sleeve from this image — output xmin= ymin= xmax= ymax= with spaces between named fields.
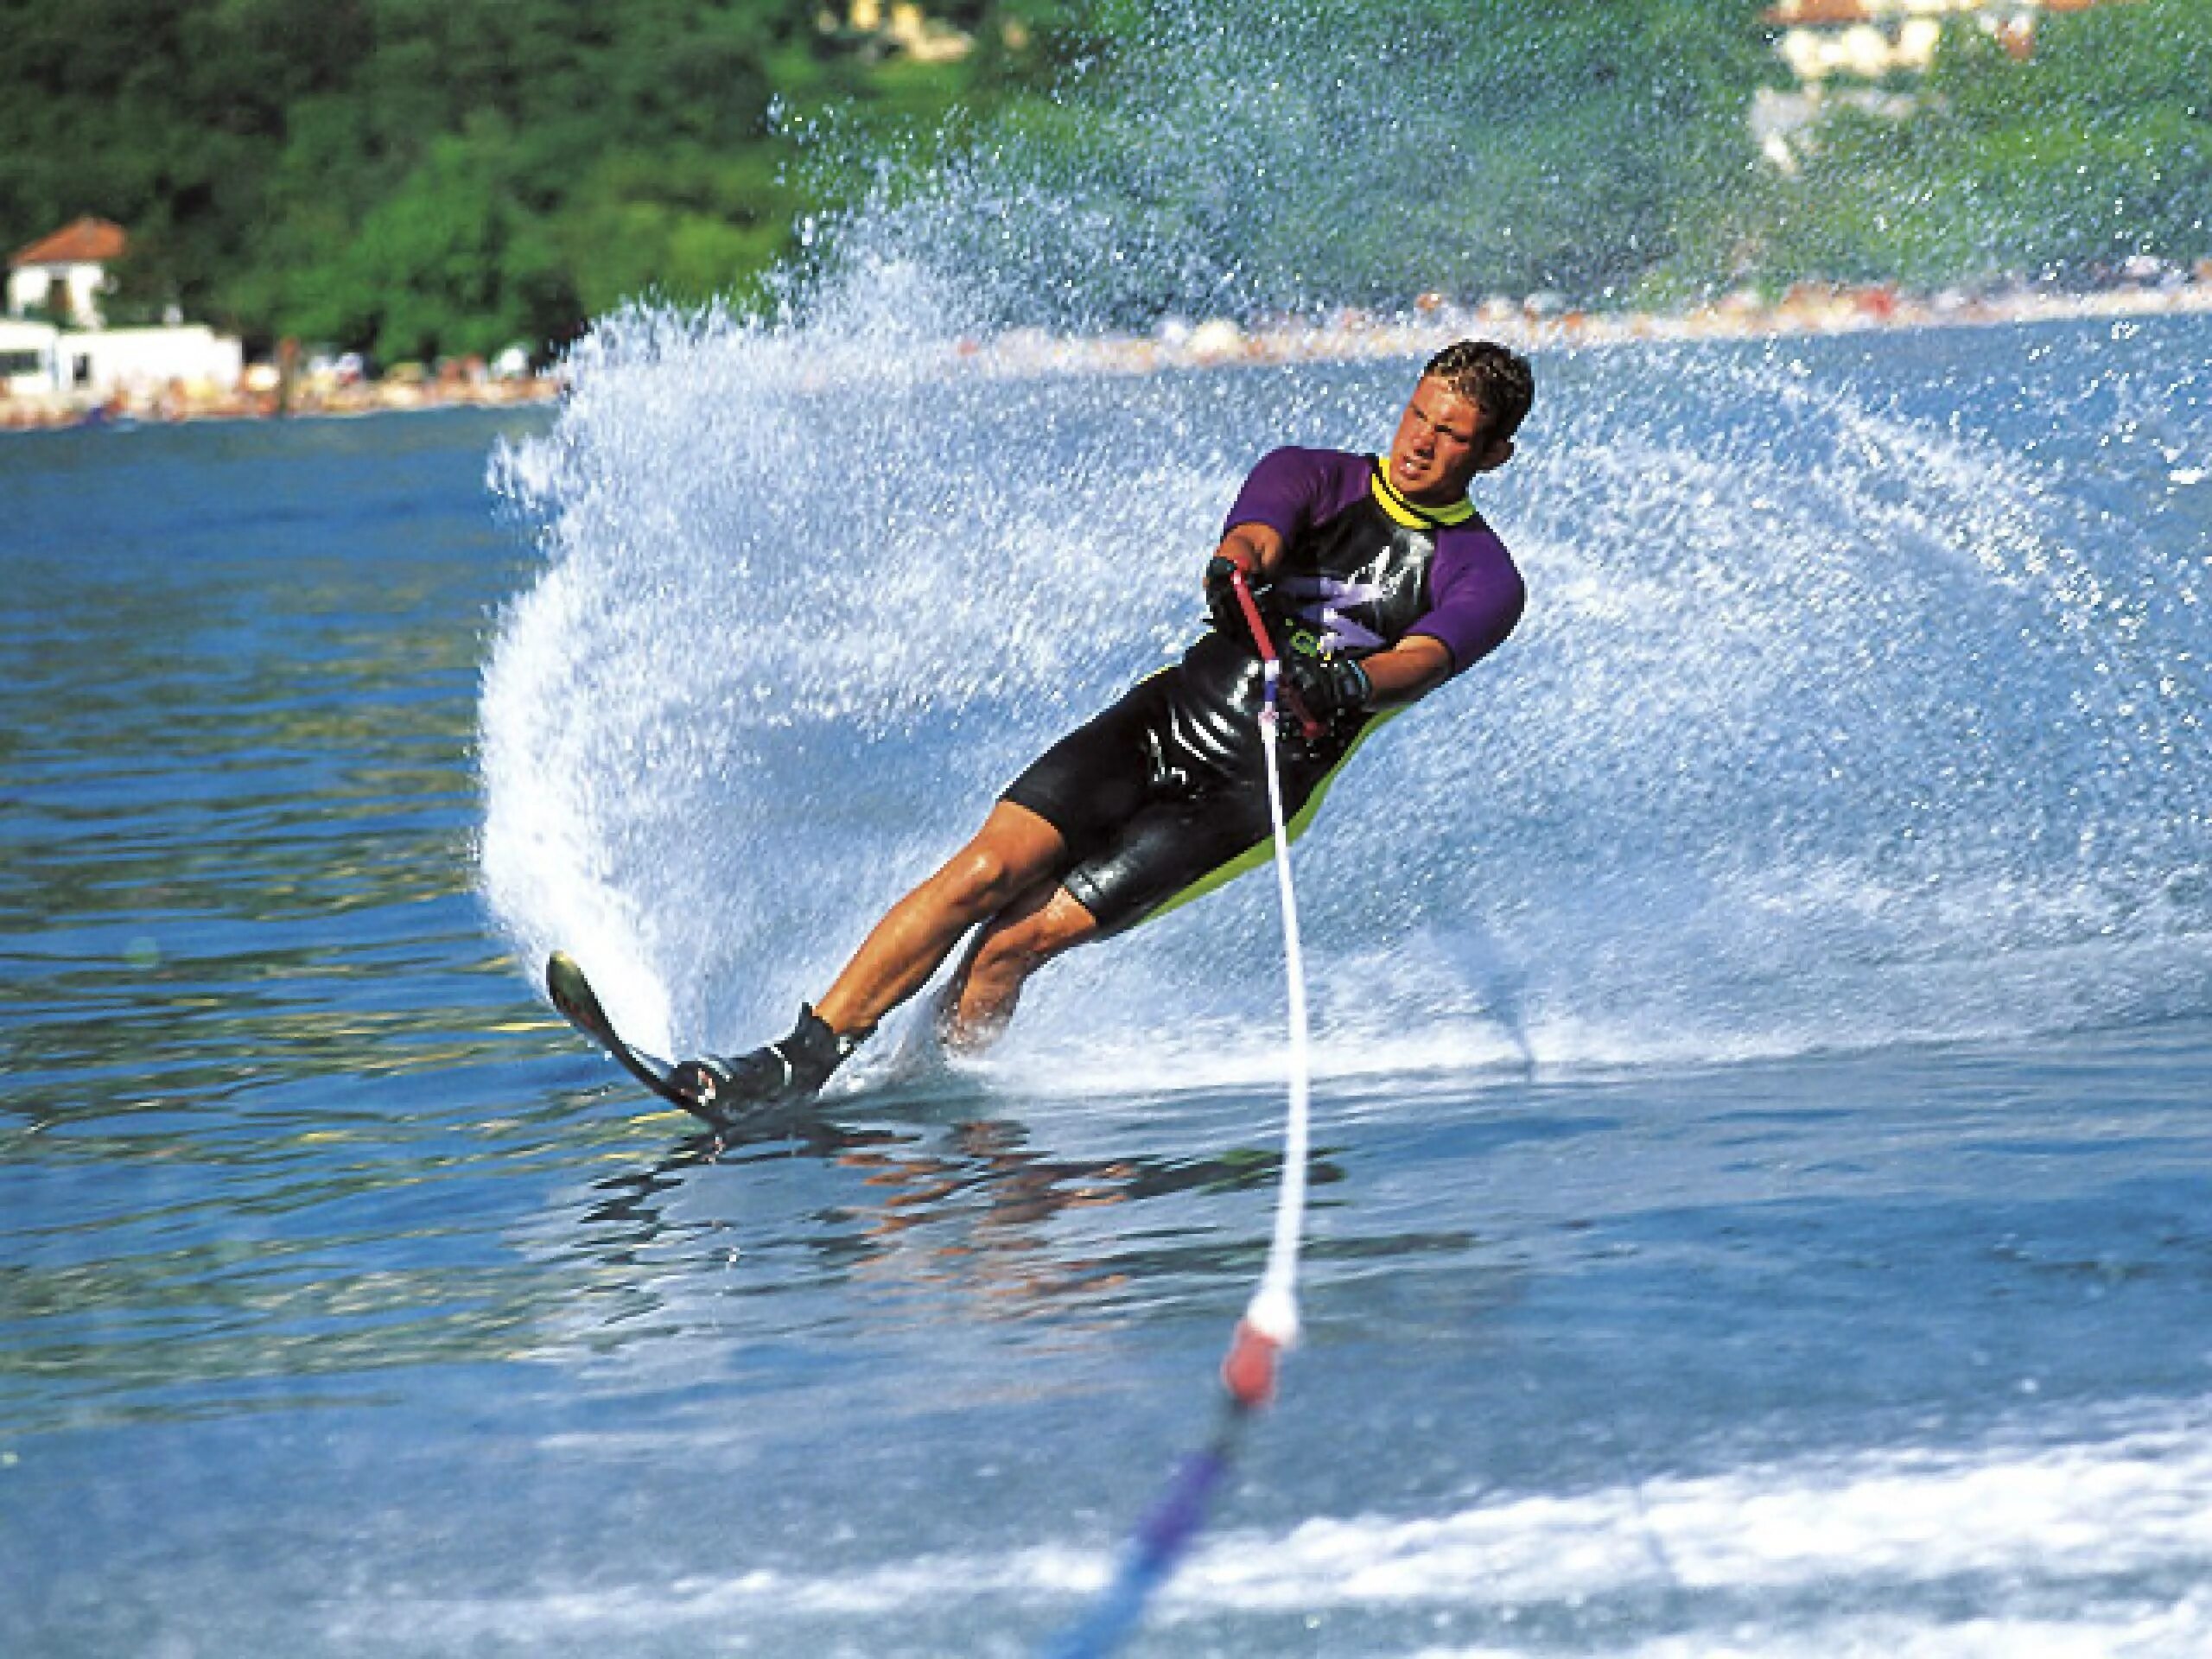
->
xmin=1220 ymin=447 xmax=1364 ymax=543
xmin=1406 ymin=525 xmax=1526 ymax=674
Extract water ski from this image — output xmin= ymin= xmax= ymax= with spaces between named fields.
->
xmin=544 ymin=951 xmax=698 ymax=1114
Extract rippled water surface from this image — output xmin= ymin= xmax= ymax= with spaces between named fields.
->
xmin=5 ymin=319 xmax=2212 ymax=1656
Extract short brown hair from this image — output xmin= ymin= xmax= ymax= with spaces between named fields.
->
xmin=1422 ymin=340 xmax=1535 ymax=443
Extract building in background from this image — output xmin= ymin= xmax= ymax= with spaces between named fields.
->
xmin=1753 ymin=0 xmax=2136 ymax=171
xmin=820 ymin=0 xmax=1018 ymax=64
xmin=59 ymin=327 xmax=245 ymax=402
xmin=0 ymin=317 xmax=60 ymax=397
xmin=1763 ymin=0 xmax=2131 ymax=83
xmin=4 ymin=218 xmax=243 ymax=411
xmin=7 ymin=216 xmax=128 ymax=327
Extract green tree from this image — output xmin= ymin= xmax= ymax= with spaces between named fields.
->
xmin=3 ymin=0 xmax=2207 ymax=356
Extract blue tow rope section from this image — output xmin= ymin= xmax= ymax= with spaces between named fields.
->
xmin=1039 ymin=1404 xmax=1252 ymax=1659
xmin=1041 ymin=571 xmax=1312 ymax=1658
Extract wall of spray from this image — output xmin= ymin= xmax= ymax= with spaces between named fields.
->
xmin=478 ymin=4 xmax=2210 ymax=1084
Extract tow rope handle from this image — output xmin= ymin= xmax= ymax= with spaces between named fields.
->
xmin=1228 ymin=569 xmax=1325 ymax=741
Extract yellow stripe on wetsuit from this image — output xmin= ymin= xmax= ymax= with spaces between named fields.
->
xmin=1135 ymin=707 xmax=1402 ymax=927
xmin=1367 ymin=458 xmax=1477 ymax=529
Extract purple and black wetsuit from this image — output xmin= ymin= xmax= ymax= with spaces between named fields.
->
xmin=1001 ymin=446 xmax=1526 ymax=934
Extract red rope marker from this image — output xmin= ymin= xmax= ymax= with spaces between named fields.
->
xmin=1221 ymin=1319 xmax=1284 ymax=1410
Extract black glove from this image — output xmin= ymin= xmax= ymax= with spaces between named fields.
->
xmin=1204 ymin=554 xmax=1254 ymax=637
xmin=1281 ymin=650 xmax=1372 ymax=719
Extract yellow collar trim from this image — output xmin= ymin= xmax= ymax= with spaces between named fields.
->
xmin=1369 ymin=457 xmax=1476 ymax=528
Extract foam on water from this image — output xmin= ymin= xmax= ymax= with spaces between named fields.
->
xmin=1171 ymin=1410 xmax=2212 ymax=1614
xmin=326 ymin=1399 xmax=2212 ymax=1653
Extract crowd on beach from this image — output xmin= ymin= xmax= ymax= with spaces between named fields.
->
xmin=6 ymin=264 xmax=2210 ymax=434
xmin=985 ymin=262 xmax=2212 ymax=379
xmin=0 ymin=348 xmax=559 ymax=432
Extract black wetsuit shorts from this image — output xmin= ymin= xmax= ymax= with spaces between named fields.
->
xmin=1001 ymin=633 xmax=1357 ymax=936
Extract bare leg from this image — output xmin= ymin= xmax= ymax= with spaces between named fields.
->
xmin=938 ymin=880 xmax=1102 ymax=1052
xmin=812 ymin=802 xmax=1068 ymax=1038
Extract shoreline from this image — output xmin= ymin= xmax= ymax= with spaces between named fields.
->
xmin=0 ymin=371 xmax=560 ymax=434
xmin=970 ymin=274 xmax=2212 ymax=379
xmin=7 ymin=276 xmax=2209 ymax=433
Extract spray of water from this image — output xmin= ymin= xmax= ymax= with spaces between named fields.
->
xmin=478 ymin=5 xmax=2211 ymax=1079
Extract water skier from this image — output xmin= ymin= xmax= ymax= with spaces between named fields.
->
xmin=671 ymin=340 xmax=1534 ymax=1127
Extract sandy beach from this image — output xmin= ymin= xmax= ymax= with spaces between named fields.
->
xmin=0 ymin=363 xmax=559 ymax=432
xmin=968 ymin=267 xmax=2212 ymax=380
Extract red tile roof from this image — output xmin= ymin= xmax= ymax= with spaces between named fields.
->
xmin=1763 ymin=0 xmax=2132 ymax=19
xmin=10 ymin=217 xmax=128 ymax=268
xmin=1762 ymin=0 xmax=1879 ymax=22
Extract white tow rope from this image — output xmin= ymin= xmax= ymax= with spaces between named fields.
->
xmin=1243 ymin=664 xmax=1310 ymax=1351
xmin=1217 ymin=568 xmax=1321 ymax=1398
xmin=1039 ymin=581 xmax=1316 ymax=1659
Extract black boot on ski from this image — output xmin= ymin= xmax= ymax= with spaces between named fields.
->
xmin=669 ymin=1004 xmax=868 ymax=1131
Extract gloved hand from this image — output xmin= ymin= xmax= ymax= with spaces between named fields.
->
xmin=1204 ymin=553 xmax=1255 ymax=637
xmin=1281 ymin=650 xmax=1372 ymax=719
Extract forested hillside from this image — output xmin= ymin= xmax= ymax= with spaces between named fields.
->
xmin=0 ymin=0 xmax=1074 ymax=358
xmin=3 ymin=0 xmax=2205 ymax=360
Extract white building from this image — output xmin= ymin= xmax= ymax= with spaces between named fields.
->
xmin=8 ymin=217 xmax=128 ymax=327
xmin=59 ymin=326 xmax=244 ymax=401
xmin=0 ymin=317 xmax=60 ymax=396
xmin=3 ymin=219 xmax=245 ymax=406
xmin=1761 ymin=0 xmax=2133 ymax=86
xmin=1752 ymin=0 xmax=2133 ymax=171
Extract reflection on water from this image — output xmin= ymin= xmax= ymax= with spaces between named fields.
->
xmin=559 ymin=1108 xmax=1355 ymax=1336
xmin=3 ymin=413 xmax=582 ymax=1433
xmin=3 ymin=1073 xmax=1364 ymax=1433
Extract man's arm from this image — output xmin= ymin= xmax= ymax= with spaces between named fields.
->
xmin=1352 ymin=633 xmax=1453 ymax=709
xmin=1202 ymin=522 xmax=1286 ymax=640
xmin=1214 ymin=521 xmax=1285 ymax=582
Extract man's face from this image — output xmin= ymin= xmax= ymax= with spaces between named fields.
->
xmin=1387 ymin=378 xmax=1512 ymax=505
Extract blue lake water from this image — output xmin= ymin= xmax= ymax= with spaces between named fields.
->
xmin=4 ymin=316 xmax=2211 ymax=1656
